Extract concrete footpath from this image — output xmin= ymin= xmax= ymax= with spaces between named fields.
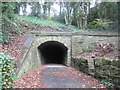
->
xmin=15 ymin=64 xmax=107 ymax=88
xmin=41 ymin=64 xmax=106 ymax=88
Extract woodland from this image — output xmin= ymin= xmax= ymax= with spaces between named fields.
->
xmin=0 ymin=1 xmax=120 ymax=89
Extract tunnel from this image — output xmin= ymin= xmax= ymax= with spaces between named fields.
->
xmin=37 ymin=41 xmax=68 ymax=65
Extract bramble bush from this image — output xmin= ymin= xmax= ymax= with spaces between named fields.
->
xmin=0 ymin=52 xmax=16 ymax=89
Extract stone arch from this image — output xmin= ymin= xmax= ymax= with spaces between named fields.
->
xmin=35 ymin=36 xmax=71 ymax=66
xmin=37 ymin=41 xmax=68 ymax=65
xmin=17 ymin=36 xmax=71 ymax=77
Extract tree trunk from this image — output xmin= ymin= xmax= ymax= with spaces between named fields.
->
xmin=36 ymin=2 xmax=41 ymax=18
xmin=64 ymin=2 xmax=73 ymax=25
xmin=48 ymin=6 xmax=51 ymax=17
xmin=43 ymin=2 xmax=47 ymax=19
xmin=59 ymin=2 xmax=62 ymax=16
xmin=47 ymin=2 xmax=53 ymax=18
xmin=84 ymin=3 xmax=88 ymax=28
xmin=22 ymin=2 xmax=27 ymax=16
xmin=95 ymin=2 xmax=100 ymax=19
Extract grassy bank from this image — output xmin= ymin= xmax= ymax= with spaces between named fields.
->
xmin=14 ymin=14 xmax=80 ymax=31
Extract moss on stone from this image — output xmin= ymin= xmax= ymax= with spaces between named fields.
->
xmin=94 ymin=58 xmax=120 ymax=88
xmin=78 ymin=41 xmax=84 ymax=44
xmin=72 ymin=57 xmax=120 ymax=88
xmin=71 ymin=58 xmax=89 ymax=74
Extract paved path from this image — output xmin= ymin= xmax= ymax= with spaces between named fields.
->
xmin=15 ymin=64 xmax=106 ymax=88
xmin=41 ymin=64 xmax=105 ymax=88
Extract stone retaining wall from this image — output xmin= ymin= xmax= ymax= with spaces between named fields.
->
xmin=71 ymin=57 xmax=120 ymax=88
xmin=72 ymin=35 xmax=119 ymax=56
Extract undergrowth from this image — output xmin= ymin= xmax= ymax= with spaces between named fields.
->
xmin=0 ymin=52 xmax=17 ymax=89
xmin=14 ymin=14 xmax=79 ymax=31
xmin=14 ymin=15 xmax=118 ymax=32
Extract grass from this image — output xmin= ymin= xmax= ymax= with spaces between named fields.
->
xmin=14 ymin=14 xmax=79 ymax=31
xmin=15 ymin=14 xmax=118 ymax=32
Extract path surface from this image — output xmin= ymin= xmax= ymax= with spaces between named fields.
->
xmin=15 ymin=64 xmax=106 ymax=88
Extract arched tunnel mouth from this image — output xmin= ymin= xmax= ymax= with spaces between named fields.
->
xmin=37 ymin=41 xmax=68 ymax=65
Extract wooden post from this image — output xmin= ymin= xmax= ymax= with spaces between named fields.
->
xmin=87 ymin=57 xmax=95 ymax=76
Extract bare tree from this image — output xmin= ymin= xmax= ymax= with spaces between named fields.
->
xmin=64 ymin=2 xmax=73 ymax=25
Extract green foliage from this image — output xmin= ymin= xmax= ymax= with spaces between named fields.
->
xmin=15 ymin=15 xmax=79 ymax=31
xmin=0 ymin=52 xmax=16 ymax=89
xmin=78 ymin=41 xmax=84 ymax=44
xmin=88 ymin=19 xmax=111 ymax=30
xmin=81 ymin=48 xmax=88 ymax=53
xmin=73 ymin=57 xmax=120 ymax=88
xmin=15 ymin=15 xmax=64 ymax=28
xmin=101 ymin=79 xmax=120 ymax=89
xmin=101 ymin=80 xmax=114 ymax=87
xmin=88 ymin=2 xmax=118 ymax=22
xmin=99 ymin=2 xmax=118 ymax=21
xmin=72 ymin=58 xmax=89 ymax=74
xmin=1 ymin=2 xmax=21 ymax=43
xmin=87 ymin=6 xmax=99 ymax=23
xmin=94 ymin=58 xmax=120 ymax=88
xmin=81 ymin=47 xmax=92 ymax=53
xmin=88 ymin=2 xmax=118 ymax=30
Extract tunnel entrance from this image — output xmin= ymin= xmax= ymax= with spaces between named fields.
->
xmin=38 ymin=41 xmax=68 ymax=65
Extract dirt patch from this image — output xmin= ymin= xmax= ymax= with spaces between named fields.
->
xmin=14 ymin=65 xmax=46 ymax=88
xmin=36 ymin=26 xmax=72 ymax=32
xmin=59 ymin=26 xmax=72 ymax=32
xmin=74 ymin=43 xmax=120 ymax=59
xmin=0 ymin=25 xmax=30 ymax=71
xmin=41 ymin=26 xmax=59 ymax=32
xmin=0 ymin=31 xmax=28 ymax=60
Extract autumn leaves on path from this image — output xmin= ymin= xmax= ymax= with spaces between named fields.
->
xmin=15 ymin=64 xmax=106 ymax=88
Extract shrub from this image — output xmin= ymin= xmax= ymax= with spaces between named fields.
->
xmin=88 ymin=19 xmax=110 ymax=29
xmin=0 ymin=52 xmax=16 ymax=89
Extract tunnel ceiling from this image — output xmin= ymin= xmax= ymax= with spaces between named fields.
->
xmin=37 ymin=41 xmax=68 ymax=65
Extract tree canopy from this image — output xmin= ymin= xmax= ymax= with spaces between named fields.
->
xmin=0 ymin=1 xmax=119 ymax=43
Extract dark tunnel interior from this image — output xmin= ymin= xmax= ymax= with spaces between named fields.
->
xmin=37 ymin=41 xmax=68 ymax=65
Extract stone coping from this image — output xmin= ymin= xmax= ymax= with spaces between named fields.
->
xmin=16 ymin=34 xmax=35 ymax=75
xmin=30 ymin=30 xmax=120 ymax=37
